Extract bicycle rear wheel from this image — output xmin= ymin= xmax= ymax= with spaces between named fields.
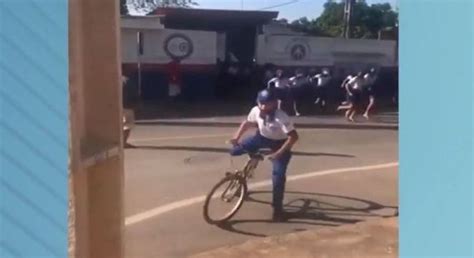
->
xmin=203 ymin=174 xmax=247 ymax=224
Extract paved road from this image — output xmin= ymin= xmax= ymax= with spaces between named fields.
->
xmin=124 ymin=115 xmax=398 ymax=258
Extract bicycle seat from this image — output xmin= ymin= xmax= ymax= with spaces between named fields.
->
xmin=248 ymin=148 xmax=273 ymax=160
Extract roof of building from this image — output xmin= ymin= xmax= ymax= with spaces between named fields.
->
xmin=121 ymin=14 xmax=165 ymax=19
xmin=152 ymin=7 xmax=279 ymax=27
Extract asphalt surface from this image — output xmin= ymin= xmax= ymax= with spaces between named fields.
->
xmin=124 ymin=114 xmax=398 ymax=258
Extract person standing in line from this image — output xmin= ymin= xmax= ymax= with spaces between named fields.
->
xmin=288 ymin=69 xmax=307 ymax=117
xmin=362 ymin=67 xmax=378 ymax=120
xmin=267 ymin=69 xmax=289 ymax=110
xmin=167 ymin=59 xmax=182 ymax=101
xmin=338 ymin=73 xmax=355 ymax=107
xmin=337 ymin=72 xmax=364 ymax=122
xmin=310 ymin=68 xmax=332 ymax=109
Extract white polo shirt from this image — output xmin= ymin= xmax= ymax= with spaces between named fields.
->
xmin=347 ymin=76 xmax=363 ymax=90
xmin=247 ymin=106 xmax=295 ymax=140
xmin=342 ymin=75 xmax=353 ymax=86
xmin=363 ymin=73 xmax=377 ymax=86
xmin=288 ymin=76 xmax=307 ymax=88
xmin=312 ymin=74 xmax=331 ymax=87
xmin=267 ymin=77 xmax=289 ymax=89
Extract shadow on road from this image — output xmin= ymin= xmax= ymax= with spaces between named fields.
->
xmin=133 ymin=145 xmax=356 ymax=158
xmin=216 ymin=191 xmax=398 ymax=237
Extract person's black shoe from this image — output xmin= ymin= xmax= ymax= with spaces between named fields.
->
xmin=272 ymin=210 xmax=287 ymax=222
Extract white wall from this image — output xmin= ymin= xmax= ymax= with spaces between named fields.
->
xmin=121 ymin=28 xmax=217 ymax=65
xmin=256 ymin=35 xmax=397 ymax=68
xmin=121 ymin=16 xmax=164 ymax=29
xmin=121 ymin=26 xmax=396 ymax=69
xmin=121 ymin=29 xmax=139 ymax=63
xmin=216 ymin=33 xmax=226 ymax=62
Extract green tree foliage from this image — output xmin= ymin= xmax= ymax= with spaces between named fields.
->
xmin=122 ymin=0 xmax=198 ymax=15
xmin=288 ymin=0 xmax=398 ymax=38
xmin=290 ymin=17 xmax=327 ymax=36
xmin=120 ymin=0 xmax=128 ymax=15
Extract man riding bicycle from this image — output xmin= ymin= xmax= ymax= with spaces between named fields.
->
xmin=229 ymin=89 xmax=299 ymax=221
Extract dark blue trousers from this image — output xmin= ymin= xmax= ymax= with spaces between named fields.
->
xmin=230 ymin=133 xmax=292 ymax=211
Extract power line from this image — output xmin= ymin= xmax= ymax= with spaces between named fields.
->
xmin=259 ymin=0 xmax=300 ymax=11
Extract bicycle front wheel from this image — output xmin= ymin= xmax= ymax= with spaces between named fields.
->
xmin=203 ymin=174 xmax=247 ymax=224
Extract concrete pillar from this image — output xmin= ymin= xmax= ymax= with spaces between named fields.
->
xmin=69 ymin=0 xmax=124 ymax=257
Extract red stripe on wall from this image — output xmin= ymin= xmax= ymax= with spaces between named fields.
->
xmin=122 ymin=63 xmax=217 ymax=75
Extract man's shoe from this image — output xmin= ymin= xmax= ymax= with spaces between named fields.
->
xmin=272 ymin=210 xmax=287 ymax=222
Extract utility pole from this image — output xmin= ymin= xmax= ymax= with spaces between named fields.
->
xmin=342 ymin=0 xmax=355 ymax=38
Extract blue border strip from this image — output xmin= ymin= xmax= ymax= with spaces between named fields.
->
xmin=400 ymin=0 xmax=473 ymax=257
xmin=0 ymin=0 xmax=68 ymax=257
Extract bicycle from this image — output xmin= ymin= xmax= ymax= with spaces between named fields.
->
xmin=202 ymin=147 xmax=272 ymax=225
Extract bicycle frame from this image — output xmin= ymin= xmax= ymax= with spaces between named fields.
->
xmin=220 ymin=179 xmax=240 ymax=202
xmin=220 ymin=156 xmax=260 ymax=202
xmin=242 ymin=155 xmax=263 ymax=178
xmin=203 ymin=152 xmax=268 ymax=223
